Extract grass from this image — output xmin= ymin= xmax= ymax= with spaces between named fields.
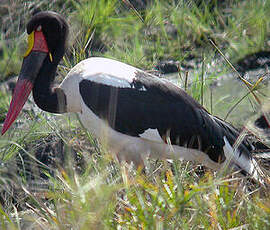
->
xmin=0 ymin=0 xmax=270 ymax=229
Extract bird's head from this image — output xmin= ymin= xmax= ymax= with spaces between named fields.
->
xmin=1 ymin=11 xmax=68 ymax=135
xmin=25 ymin=11 xmax=69 ymax=63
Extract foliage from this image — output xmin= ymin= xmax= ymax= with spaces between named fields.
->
xmin=0 ymin=0 xmax=270 ymax=229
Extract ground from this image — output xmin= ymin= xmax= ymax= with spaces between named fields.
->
xmin=0 ymin=1 xmax=270 ymax=229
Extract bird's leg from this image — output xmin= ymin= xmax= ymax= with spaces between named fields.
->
xmin=115 ymin=142 xmax=146 ymax=169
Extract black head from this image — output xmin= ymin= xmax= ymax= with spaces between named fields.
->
xmin=26 ymin=11 xmax=69 ymax=62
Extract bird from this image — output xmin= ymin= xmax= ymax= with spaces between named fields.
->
xmin=1 ymin=11 xmax=265 ymax=183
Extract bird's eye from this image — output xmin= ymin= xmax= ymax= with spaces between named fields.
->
xmin=36 ymin=25 xmax=42 ymax=31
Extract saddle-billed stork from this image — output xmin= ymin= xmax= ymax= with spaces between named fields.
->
xmin=1 ymin=11 xmax=264 ymax=182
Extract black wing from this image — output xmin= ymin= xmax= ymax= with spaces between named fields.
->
xmin=79 ymin=71 xmax=248 ymax=162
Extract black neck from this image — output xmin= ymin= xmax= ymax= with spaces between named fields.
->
xmin=32 ymin=56 xmax=67 ymax=113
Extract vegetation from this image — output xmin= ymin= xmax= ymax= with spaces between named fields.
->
xmin=0 ymin=0 xmax=270 ymax=229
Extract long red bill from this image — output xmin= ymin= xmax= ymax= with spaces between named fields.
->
xmin=1 ymin=78 xmax=33 ymax=135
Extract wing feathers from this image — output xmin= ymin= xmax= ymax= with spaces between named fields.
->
xmin=79 ymin=70 xmax=264 ymax=181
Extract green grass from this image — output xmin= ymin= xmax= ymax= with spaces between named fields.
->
xmin=1 ymin=0 xmax=270 ymax=229
xmin=2 ymin=0 xmax=270 ymax=73
xmin=1 ymin=136 xmax=270 ymax=229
